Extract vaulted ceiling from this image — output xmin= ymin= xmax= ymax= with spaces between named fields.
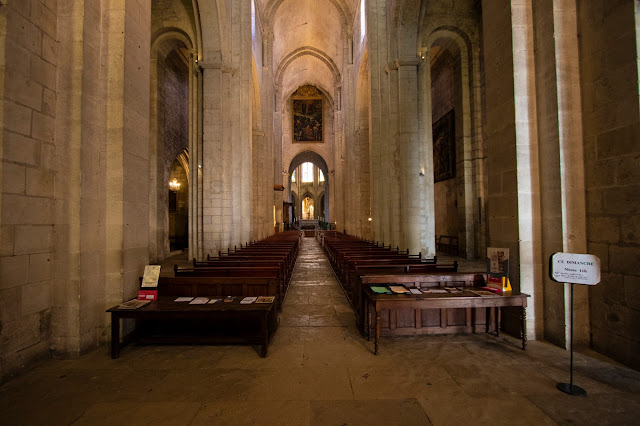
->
xmin=256 ymin=0 xmax=359 ymax=108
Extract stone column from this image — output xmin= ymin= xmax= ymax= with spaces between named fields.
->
xmin=396 ymin=59 xmax=423 ymax=255
xmin=201 ymin=63 xmax=225 ymax=255
xmin=418 ymin=56 xmax=436 ymax=258
xmin=512 ymin=0 xmax=543 ymax=340
xmin=188 ymin=54 xmax=204 ymax=260
xmin=386 ymin=63 xmax=401 ymax=248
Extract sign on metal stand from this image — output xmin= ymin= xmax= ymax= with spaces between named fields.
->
xmin=549 ymin=252 xmax=601 ymax=397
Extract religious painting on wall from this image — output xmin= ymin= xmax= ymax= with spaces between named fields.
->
xmin=433 ymin=109 xmax=455 ymax=182
xmin=293 ymin=85 xmax=323 ymax=142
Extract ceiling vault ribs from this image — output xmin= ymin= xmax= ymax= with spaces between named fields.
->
xmin=264 ymin=0 xmax=352 ymax=30
xmin=275 ymin=46 xmax=342 ymax=89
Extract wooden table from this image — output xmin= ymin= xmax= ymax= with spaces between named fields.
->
xmin=107 ymin=296 xmax=278 ymax=358
xmin=363 ymin=288 xmax=529 ymax=355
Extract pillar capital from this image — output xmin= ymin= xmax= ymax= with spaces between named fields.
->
xmin=199 ymin=61 xmax=236 ymax=75
xmin=395 ymin=57 xmax=421 ymax=69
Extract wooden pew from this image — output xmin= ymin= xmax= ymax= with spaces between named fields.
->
xmin=174 ymin=265 xmax=285 ymax=309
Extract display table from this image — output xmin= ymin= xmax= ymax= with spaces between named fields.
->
xmin=106 ymin=296 xmax=278 ymax=358
xmin=363 ymin=287 xmax=529 ymax=354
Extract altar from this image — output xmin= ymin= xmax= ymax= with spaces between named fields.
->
xmin=298 ymin=219 xmax=320 ymax=230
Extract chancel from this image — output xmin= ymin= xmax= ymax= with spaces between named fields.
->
xmin=1 ymin=0 xmax=640 ymax=423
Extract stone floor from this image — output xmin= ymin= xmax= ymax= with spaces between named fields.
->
xmin=2 ymin=237 xmax=640 ymax=425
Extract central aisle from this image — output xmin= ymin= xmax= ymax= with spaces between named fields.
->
xmin=279 ymin=235 xmax=355 ymax=329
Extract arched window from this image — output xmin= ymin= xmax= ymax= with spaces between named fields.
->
xmin=251 ymin=0 xmax=256 ymax=41
xmin=319 ymin=170 xmax=325 ymax=182
xmin=360 ymin=0 xmax=366 ymax=42
xmin=291 ymin=170 xmax=296 ymax=182
xmin=302 ymin=162 xmax=313 ymax=182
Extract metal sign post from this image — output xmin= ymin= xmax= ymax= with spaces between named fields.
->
xmin=549 ymin=252 xmax=601 ymax=397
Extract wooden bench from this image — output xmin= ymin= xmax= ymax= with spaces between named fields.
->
xmin=174 ymin=266 xmax=285 ymax=309
xmin=360 ymin=273 xmax=529 ymax=354
xmin=436 ymin=235 xmax=459 ymax=255
xmin=107 ymin=276 xmax=279 ymax=358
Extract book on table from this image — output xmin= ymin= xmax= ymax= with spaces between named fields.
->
xmin=369 ymin=285 xmax=392 ymax=294
xmin=256 ymin=296 xmax=275 ymax=303
xmin=174 ymin=297 xmax=194 ymax=302
xmin=118 ymin=299 xmax=151 ymax=309
xmin=189 ymin=297 xmax=210 ymax=304
xmin=388 ymin=285 xmax=411 ymax=294
xmin=240 ymin=297 xmax=258 ymax=304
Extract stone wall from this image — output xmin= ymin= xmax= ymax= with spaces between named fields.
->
xmin=1 ymin=0 xmax=57 ymax=381
xmin=579 ymin=0 xmax=640 ymax=369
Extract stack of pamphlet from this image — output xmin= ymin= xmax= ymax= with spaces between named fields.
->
xmin=118 ymin=299 xmax=151 ymax=309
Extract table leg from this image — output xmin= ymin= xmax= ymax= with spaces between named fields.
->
xmin=111 ymin=312 xmax=120 ymax=359
xmin=366 ymin=301 xmax=371 ymax=341
xmin=261 ymin=311 xmax=269 ymax=358
xmin=374 ymin=309 xmax=380 ymax=355
xmin=496 ymin=307 xmax=501 ymax=337
xmin=521 ymin=306 xmax=527 ymax=350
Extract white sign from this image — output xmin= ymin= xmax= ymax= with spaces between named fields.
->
xmin=141 ymin=265 xmax=161 ymax=288
xmin=487 ymin=247 xmax=509 ymax=274
xmin=550 ymin=253 xmax=600 ymax=285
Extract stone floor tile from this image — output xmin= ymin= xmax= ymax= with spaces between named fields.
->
xmin=526 ymin=393 xmax=640 ymax=425
xmin=419 ymin=395 xmax=556 ymax=426
xmin=215 ymin=343 xmax=304 ymax=369
xmin=191 ymin=400 xmax=311 ymax=425
xmin=310 ymin=399 xmax=431 ymax=425
xmin=72 ymin=401 xmax=202 ymax=425
xmin=245 ymin=366 xmax=353 ymax=401
xmin=349 ymin=365 xmax=457 ymax=399
xmin=146 ymin=369 xmax=256 ymax=402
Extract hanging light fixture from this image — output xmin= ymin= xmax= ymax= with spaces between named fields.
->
xmin=169 ymin=178 xmax=181 ymax=192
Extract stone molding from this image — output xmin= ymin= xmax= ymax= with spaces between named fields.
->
xmin=199 ymin=61 xmax=236 ymax=75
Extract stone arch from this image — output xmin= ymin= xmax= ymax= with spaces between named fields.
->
xmin=275 ymin=48 xmax=340 ymax=111
xmin=288 ymin=151 xmax=330 ymax=222
xmin=288 ymin=150 xmax=329 ymax=176
xmin=422 ymin=27 xmax=478 ymax=258
xmin=265 ymin=0 xmax=351 ymax=30
xmin=149 ymin=30 xmax=194 ymax=262
xmin=275 ymin=47 xmax=341 ymax=91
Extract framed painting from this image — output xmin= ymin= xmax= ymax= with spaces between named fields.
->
xmin=292 ymin=86 xmax=323 ymax=142
xmin=433 ymin=109 xmax=455 ymax=182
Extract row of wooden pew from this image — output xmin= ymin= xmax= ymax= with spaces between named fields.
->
xmin=321 ymin=232 xmax=459 ymax=332
xmin=157 ymin=231 xmax=302 ymax=310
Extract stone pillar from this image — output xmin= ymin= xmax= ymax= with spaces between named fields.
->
xmin=396 ymin=59 xmax=423 ymax=254
xmin=189 ymin=54 xmax=204 ymax=260
xmin=482 ymin=0 xmax=523 ymax=292
xmin=418 ymin=56 xmax=436 ymax=258
xmin=201 ymin=64 xmax=225 ymax=255
xmin=103 ymin=0 xmax=151 ymax=304
xmin=386 ymin=63 xmax=401 ymax=249
xmin=512 ymin=0 xmax=543 ymax=340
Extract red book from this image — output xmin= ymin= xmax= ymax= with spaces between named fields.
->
xmin=137 ymin=290 xmax=158 ymax=300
